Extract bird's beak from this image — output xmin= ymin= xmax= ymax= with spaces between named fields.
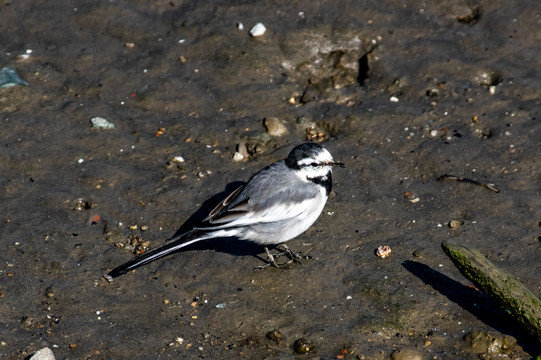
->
xmin=330 ymin=160 xmax=345 ymax=167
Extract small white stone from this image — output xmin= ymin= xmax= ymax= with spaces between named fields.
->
xmin=430 ymin=129 xmax=439 ymax=137
xmin=30 ymin=348 xmax=55 ymax=360
xmin=91 ymin=117 xmax=115 ymax=129
xmin=389 ymin=96 xmax=399 ymax=102
xmin=237 ymin=22 xmax=244 ymax=30
xmin=172 ymin=156 xmax=185 ymax=163
xmin=249 ymin=23 xmax=266 ymax=37
xmin=232 ymin=152 xmax=244 ymax=161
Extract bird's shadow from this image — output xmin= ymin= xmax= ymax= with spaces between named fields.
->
xmin=402 ymin=260 xmax=541 ymax=355
xmin=162 ymin=181 xmax=270 ymax=263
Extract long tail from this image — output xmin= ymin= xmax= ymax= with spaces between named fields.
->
xmin=105 ymin=229 xmax=211 ymax=280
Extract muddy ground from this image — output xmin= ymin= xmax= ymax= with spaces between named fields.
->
xmin=1 ymin=0 xmax=540 ymax=359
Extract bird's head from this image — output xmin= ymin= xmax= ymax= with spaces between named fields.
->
xmin=285 ymin=143 xmax=344 ymax=180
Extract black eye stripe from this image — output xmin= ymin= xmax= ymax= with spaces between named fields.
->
xmin=299 ymin=162 xmax=319 ymax=167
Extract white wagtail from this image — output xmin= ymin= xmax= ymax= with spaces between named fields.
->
xmin=105 ymin=143 xmax=344 ymax=279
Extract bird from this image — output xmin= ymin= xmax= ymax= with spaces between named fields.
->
xmin=104 ymin=142 xmax=344 ymax=280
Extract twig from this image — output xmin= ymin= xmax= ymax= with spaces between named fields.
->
xmin=437 ymin=174 xmax=500 ymax=193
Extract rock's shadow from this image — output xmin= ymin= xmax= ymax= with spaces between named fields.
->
xmin=402 ymin=260 xmax=541 ymax=354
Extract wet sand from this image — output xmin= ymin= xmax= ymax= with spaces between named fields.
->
xmin=1 ymin=0 xmax=540 ymax=359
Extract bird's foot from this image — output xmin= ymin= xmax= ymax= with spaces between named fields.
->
xmin=253 ymin=247 xmax=282 ymax=270
xmin=254 ymin=245 xmax=313 ymax=270
xmin=280 ymin=244 xmax=313 ymax=264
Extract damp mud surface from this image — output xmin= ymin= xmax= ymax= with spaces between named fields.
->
xmin=1 ymin=0 xmax=541 ymax=359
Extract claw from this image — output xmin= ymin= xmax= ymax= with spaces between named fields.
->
xmin=253 ymin=245 xmax=313 ymax=270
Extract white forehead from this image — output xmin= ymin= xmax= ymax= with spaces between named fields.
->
xmin=297 ymin=147 xmax=333 ymax=166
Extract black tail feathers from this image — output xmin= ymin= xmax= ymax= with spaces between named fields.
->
xmin=104 ymin=229 xmax=207 ymax=280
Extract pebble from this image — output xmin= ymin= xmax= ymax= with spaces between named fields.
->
xmin=73 ymin=198 xmax=91 ymax=211
xmin=16 ymin=49 xmax=32 ymax=62
xmin=448 ymin=220 xmax=461 ymax=229
xmin=233 ymin=142 xmax=249 ymax=161
xmin=376 ymin=246 xmax=391 ymax=258
xmin=91 ymin=117 xmax=115 ymax=129
xmin=293 ymin=338 xmax=315 ymax=354
xmin=390 ymin=348 xmax=423 ymax=360
xmin=463 ymin=330 xmax=516 ymax=354
xmin=21 ymin=316 xmax=35 ymax=328
xmin=263 ymin=117 xmax=288 ymax=136
xmin=456 ymin=5 xmax=480 ymax=23
xmin=30 ymin=348 xmax=55 ymax=360
xmin=475 ymin=70 xmax=501 ymax=87
xmin=303 ymin=120 xmax=330 ymax=142
xmin=138 ymin=240 xmax=150 ymax=249
xmin=0 ymin=65 xmax=29 ymax=88
xmin=266 ymin=329 xmax=283 ymax=344
xmin=249 ymin=23 xmax=266 ymax=37
xmin=412 ymin=248 xmax=425 ymax=258
xmin=232 ymin=152 xmax=245 ymax=161
xmin=237 ymin=142 xmax=250 ymax=158
xmin=404 ymin=192 xmax=420 ymax=203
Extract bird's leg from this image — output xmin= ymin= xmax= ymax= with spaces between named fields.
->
xmin=253 ymin=247 xmax=282 ymax=270
xmin=280 ymin=244 xmax=302 ymax=263
xmin=264 ymin=246 xmax=281 ymax=268
xmin=278 ymin=244 xmax=313 ymax=264
xmin=265 ymin=246 xmax=280 ymax=268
